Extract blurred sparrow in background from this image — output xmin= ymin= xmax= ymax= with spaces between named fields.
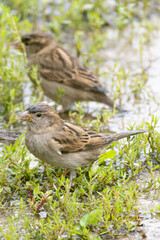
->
xmin=20 ymin=103 xmax=145 ymax=180
xmin=14 ymin=32 xmax=123 ymax=111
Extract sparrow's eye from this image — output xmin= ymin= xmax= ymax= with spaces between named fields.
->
xmin=36 ymin=113 xmax=42 ymax=117
xmin=21 ymin=36 xmax=31 ymax=45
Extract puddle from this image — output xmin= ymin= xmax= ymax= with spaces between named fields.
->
xmin=117 ymin=171 xmax=160 ymax=240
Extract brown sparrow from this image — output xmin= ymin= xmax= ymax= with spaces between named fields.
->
xmin=20 ymin=103 xmax=145 ymax=180
xmin=15 ymin=32 xmax=123 ymax=111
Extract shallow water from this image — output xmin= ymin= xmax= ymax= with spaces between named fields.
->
xmin=118 ymin=171 xmax=160 ymax=240
xmin=98 ymin=25 xmax=160 ymax=133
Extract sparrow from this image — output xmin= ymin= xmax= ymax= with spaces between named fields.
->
xmin=20 ymin=103 xmax=145 ymax=180
xmin=14 ymin=32 xmax=123 ymax=111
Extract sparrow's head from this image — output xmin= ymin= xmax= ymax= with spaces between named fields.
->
xmin=20 ymin=103 xmax=62 ymax=133
xmin=20 ymin=32 xmax=55 ymax=54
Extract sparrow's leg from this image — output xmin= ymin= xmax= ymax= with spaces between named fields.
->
xmin=70 ymin=170 xmax=77 ymax=181
xmin=67 ymin=169 xmax=76 ymax=194
xmin=62 ymin=169 xmax=69 ymax=176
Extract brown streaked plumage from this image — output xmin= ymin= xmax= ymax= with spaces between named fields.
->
xmin=20 ymin=103 xmax=146 ymax=180
xmin=17 ymin=32 xmax=123 ymax=111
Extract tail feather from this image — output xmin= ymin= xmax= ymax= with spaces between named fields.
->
xmin=96 ymin=92 xmax=127 ymax=112
xmin=111 ymin=130 xmax=146 ymax=141
xmin=0 ymin=130 xmax=22 ymax=141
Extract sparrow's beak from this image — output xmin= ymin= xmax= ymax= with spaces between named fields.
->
xmin=20 ymin=111 xmax=32 ymax=121
xmin=11 ymin=41 xmax=23 ymax=51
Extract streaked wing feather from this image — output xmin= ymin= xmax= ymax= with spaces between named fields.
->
xmin=49 ymin=122 xmax=109 ymax=154
xmin=38 ymin=46 xmax=106 ymax=93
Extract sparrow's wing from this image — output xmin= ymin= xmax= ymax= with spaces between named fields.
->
xmin=49 ymin=121 xmax=113 ymax=154
xmin=38 ymin=46 xmax=106 ymax=93
xmin=49 ymin=122 xmax=145 ymax=154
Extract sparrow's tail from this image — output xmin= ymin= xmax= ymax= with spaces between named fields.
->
xmin=0 ymin=130 xmax=22 ymax=141
xmin=112 ymin=130 xmax=146 ymax=141
xmin=96 ymin=92 xmax=127 ymax=112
